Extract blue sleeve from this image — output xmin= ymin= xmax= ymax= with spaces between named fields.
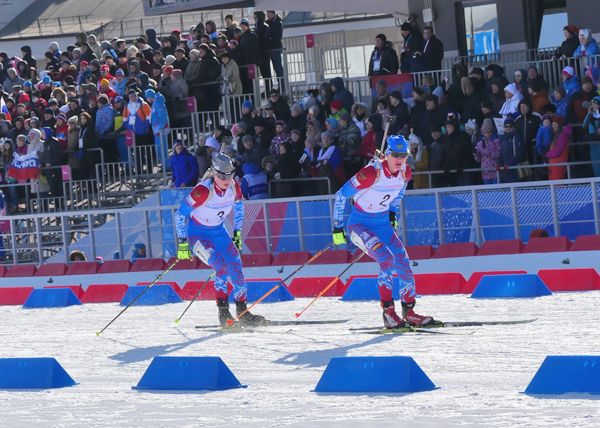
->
xmin=233 ymin=200 xmax=244 ymax=231
xmin=389 ymin=183 xmax=406 ymax=214
xmin=332 ymin=179 xmax=359 ymax=227
xmin=175 ymin=198 xmax=194 ymax=239
xmin=185 ymin=154 xmax=199 ymax=186
xmin=241 ymin=178 xmax=249 ymax=199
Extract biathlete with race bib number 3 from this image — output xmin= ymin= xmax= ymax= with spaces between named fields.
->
xmin=332 ymin=135 xmax=436 ymax=328
xmin=175 ymin=154 xmax=267 ymax=327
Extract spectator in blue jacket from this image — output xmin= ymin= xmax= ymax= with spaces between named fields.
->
xmin=241 ymin=162 xmax=268 ymax=200
xmin=329 ymin=77 xmax=354 ymax=113
xmin=561 ymin=66 xmax=582 ymax=100
xmin=131 ymin=243 xmax=146 ymax=260
xmin=149 ymin=90 xmax=170 ymax=171
xmin=170 ymin=139 xmax=199 ymax=188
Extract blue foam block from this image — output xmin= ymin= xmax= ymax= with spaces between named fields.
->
xmin=227 ymin=281 xmax=295 ymax=303
xmin=120 ymin=284 xmax=183 ymax=306
xmin=471 ymin=274 xmax=552 ymax=298
xmin=341 ymin=277 xmax=400 ymax=301
xmin=313 ymin=356 xmax=437 ymax=393
xmin=23 ymin=288 xmax=82 ymax=308
xmin=0 ymin=358 xmax=77 ymax=389
xmin=524 ymin=356 xmax=600 ymax=395
xmin=132 ymin=356 xmax=247 ymax=391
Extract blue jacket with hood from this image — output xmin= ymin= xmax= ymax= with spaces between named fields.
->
xmin=330 ymin=77 xmax=355 ymax=113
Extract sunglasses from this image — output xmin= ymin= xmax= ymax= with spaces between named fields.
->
xmin=389 ymin=151 xmax=409 ymax=159
xmin=482 ymin=129 xmax=492 ymax=133
xmin=504 ymin=125 xmax=513 ymax=129
xmin=214 ymin=170 xmax=234 ymax=180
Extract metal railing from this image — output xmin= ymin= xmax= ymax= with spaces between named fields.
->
xmin=2 ymin=176 xmax=599 ymax=265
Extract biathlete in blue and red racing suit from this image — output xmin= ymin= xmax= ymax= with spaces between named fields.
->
xmin=175 ymin=154 xmax=266 ymax=327
xmin=332 ymin=135 xmax=435 ymax=328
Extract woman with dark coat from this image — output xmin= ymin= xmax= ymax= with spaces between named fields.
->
xmin=79 ymin=112 xmax=99 ymax=179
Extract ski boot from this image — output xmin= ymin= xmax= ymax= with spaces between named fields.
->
xmin=401 ymin=300 xmax=434 ymax=326
xmin=235 ymin=300 xmax=267 ymax=326
xmin=381 ymin=300 xmax=406 ymax=329
xmin=217 ymin=298 xmax=234 ymax=328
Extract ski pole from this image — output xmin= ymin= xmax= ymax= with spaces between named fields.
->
xmin=227 ymin=241 xmax=334 ymax=326
xmin=175 ymin=271 xmax=216 ymax=324
xmin=295 ymin=252 xmax=365 ymax=319
xmin=96 ymin=259 xmax=180 ymax=336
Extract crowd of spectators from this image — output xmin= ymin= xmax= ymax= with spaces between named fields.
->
xmin=0 ymin=18 xmax=599 ymax=211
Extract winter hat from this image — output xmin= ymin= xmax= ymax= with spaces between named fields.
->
xmin=205 ymin=137 xmax=221 ymax=152
xmin=389 ymin=90 xmax=403 ymax=101
xmin=42 ymin=75 xmax=52 ymax=84
xmin=564 ymin=25 xmax=579 ymax=37
xmin=424 ymin=93 xmax=439 ymax=104
xmin=23 ymin=81 xmax=32 ymax=88
xmin=189 ymin=49 xmax=200 ymax=59
xmin=400 ymin=22 xmax=412 ymax=32
xmin=579 ymin=28 xmax=592 ymax=44
xmin=562 ymin=66 xmax=575 ymax=78
xmin=173 ymin=139 xmax=183 ymax=147
xmin=553 ymin=115 xmax=565 ymax=127
xmin=592 ymin=96 xmax=600 ymax=106
xmin=330 ymin=100 xmax=342 ymax=111
xmin=481 ymin=119 xmax=494 ymax=132
xmin=241 ymin=135 xmax=254 ymax=144
xmin=375 ymin=78 xmax=387 ymax=88
xmin=57 ymin=113 xmax=67 ymax=122
xmin=339 ymin=113 xmax=352 ymax=123
xmin=44 ymin=52 xmax=55 ymax=60
xmin=48 ymin=98 xmax=58 ymax=106
xmin=541 ymin=114 xmax=552 ymax=123
xmin=242 ymin=100 xmax=254 ymax=110
xmin=49 ymin=41 xmax=59 ymax=51
xmin=504 ymin=83 xmax=518 ymax=96
xmin=80 ymin=61 xmax=89 ymax=67
xmin=171 ymin=69 xmax=183 ymax=78
xmin=553 ymin=86 xmax=567 ymax=97
xmin=235 ymin=122 xmax=248 ymax=132
xmin=144 ymin=89 xmax=155 ymax=99
xmin=115 ymin=68 xmax=124 ymax=76
xmin=528 ymin=78 xmax=543 ymax=93
xmin=240 ymin=18 xmax=250 ymax=27
xmin=100 ymin=64 xmax=109 ymax=72
xmin=114 ymin=96 xmax=124 ymax=104
xmin=503 ymin=118 xmax=515 ymax=127
xmin=165 ymin=55 xmax=176 ymax=63
xmin=308 ymin=105 xmax=320 ymax=116
xmin=579 ymin=78 xmax=595 ymax=92
xmin=90 ymin=59 xmax=100 ymax=69
xmin=100 ymin=78 xmax=110 ymax=87
xmin=162 ymin=65 xmax=173 ymax=75
xmin=290 ymin=129 xmax=301 ymax=136
xmin=470 ymin=67 xmax=485 ymax=78
xmin=321 ymin=131 xmax=333 ymax=140
xmin=465 ymin=119 xmax=478 ymax=132
xmin=375 ymin=33 xmax=387 ymax=43
xmin=291 ymin=104 xmax=303 ymax=115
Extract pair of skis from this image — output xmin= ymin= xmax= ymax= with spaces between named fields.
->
xmin=195 ymin=318 xmax=537 ymax=334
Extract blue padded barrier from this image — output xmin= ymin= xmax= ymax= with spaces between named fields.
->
xmin=313 ymin=356 xmax=437 ymax=393
xmin=0 ymin=358 xmax=77 ymax=389
xmin=524 ymin=356 xmax=600 ymax=395
xmin=120 ymin=284 xmax=183 ymax=306
xmin=471 ymin=274 xmax=552 ymax=298
xmin=341 ymin=277 xmax=400 ymax=301
xmin=132 ymin=356 xmax=246 ymax=391
xmin=23 ymin=288 xmax=82 ymax=308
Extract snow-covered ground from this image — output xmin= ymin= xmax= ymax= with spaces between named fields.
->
xmin=1 ymin=291 xmax=600 ymax=427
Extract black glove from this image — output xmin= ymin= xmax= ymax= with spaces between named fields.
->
xmin=389 ymin=211 xmax=398 ymax=229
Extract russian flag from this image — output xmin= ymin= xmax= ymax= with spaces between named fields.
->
xmin=370 ymin=73 xmax=414 ymax=101
xmin=0 ymin=97 xmax=11 ymax=122
xmin=8 ymin=151 xmax=40 ymax=180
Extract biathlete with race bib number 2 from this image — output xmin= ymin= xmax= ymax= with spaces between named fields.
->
xmin=332 ymin=135 xmax=436 ymax=328
xmin=175 ymin=154 xmax=266 ymax=327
